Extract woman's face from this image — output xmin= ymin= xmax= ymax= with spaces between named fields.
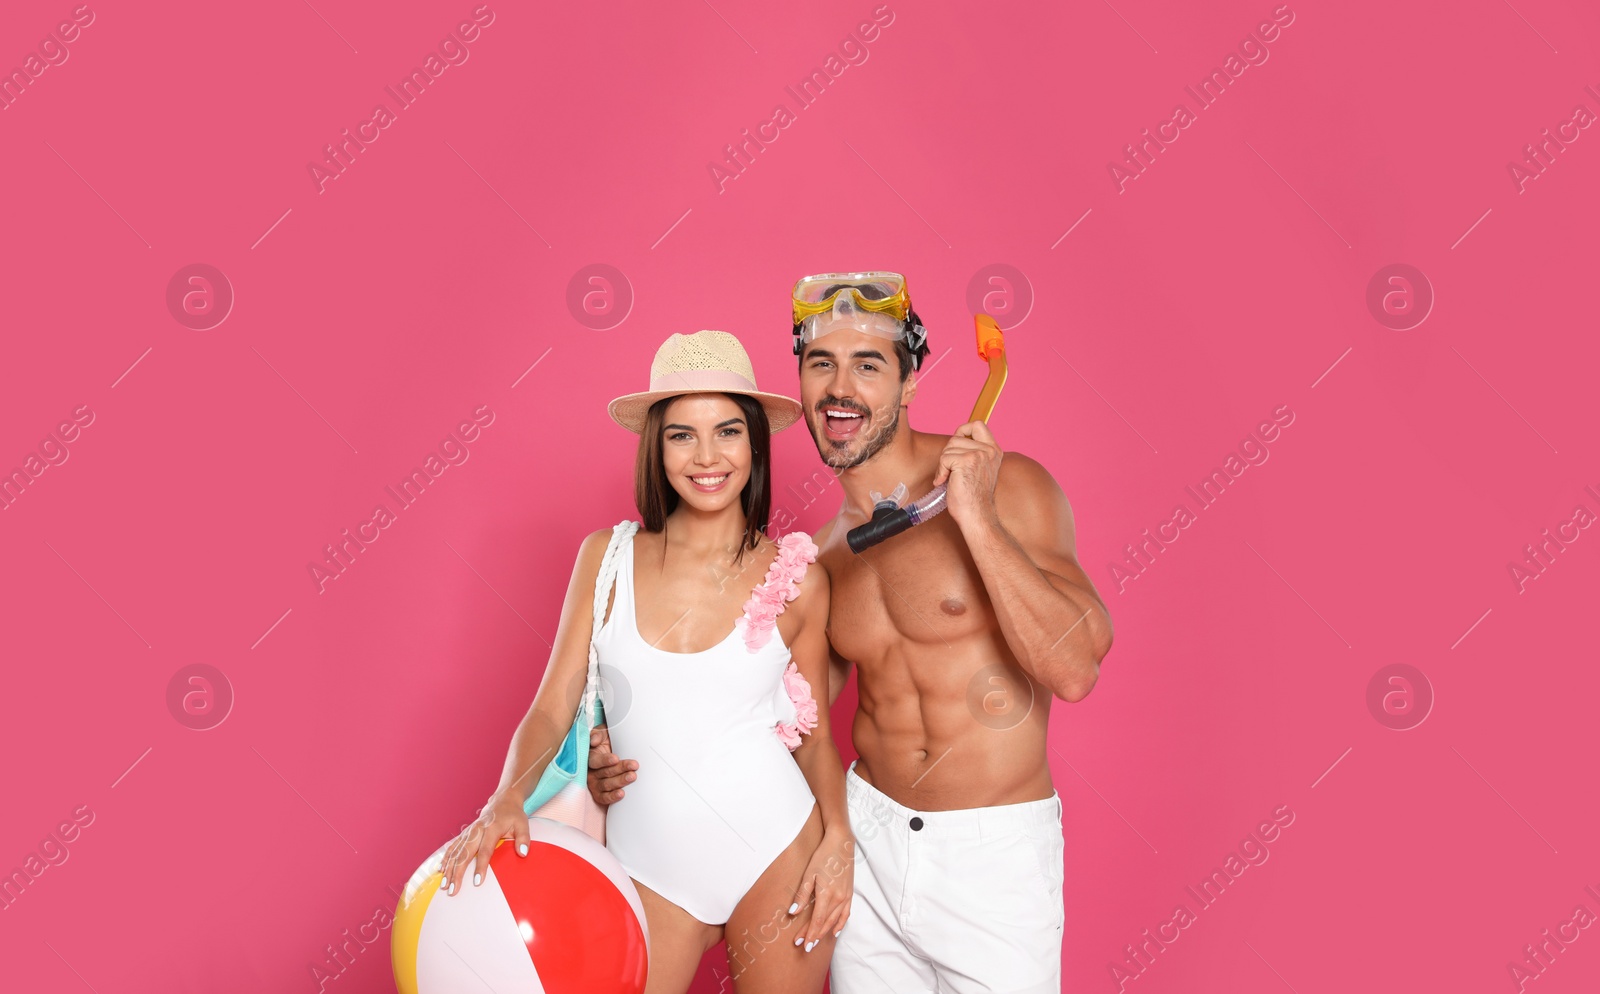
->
xmin=659 ymin=393 xmax=753 ymax=513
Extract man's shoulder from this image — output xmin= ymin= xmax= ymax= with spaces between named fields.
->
xmin=997 ymin=449 xmax=1057 ymax=488
xmin=995 ymin=450 xmax=1071 ymax=525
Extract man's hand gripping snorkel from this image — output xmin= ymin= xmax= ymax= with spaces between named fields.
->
xmin=845 ymin=314 xmax=1009 ymax=553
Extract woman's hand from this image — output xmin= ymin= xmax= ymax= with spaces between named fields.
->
xmin=438 ymin=791 xmax=530 ymax=896
xmin=788 ymin=826 xmax=855 ymax=950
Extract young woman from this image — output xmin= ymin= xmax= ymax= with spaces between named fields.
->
xmin=439 ymin=330 xmax=852 ymax=994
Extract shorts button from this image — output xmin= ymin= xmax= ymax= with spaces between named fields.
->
xmin=909 ymin=816 xmax=924 ymax=831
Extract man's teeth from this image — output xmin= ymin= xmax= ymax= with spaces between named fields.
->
xmin=827 ymin=411 xmax=863 ymax=419
xmin=692 ymin=474 xmax=728 ymax=485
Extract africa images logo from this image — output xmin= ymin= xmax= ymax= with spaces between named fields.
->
xmin=305 ymin=6 xmax=498 ymax=194
xmin=1107 ymin=5 xmax=1297 ymax=193
xmin=706 ymin=5 xmax=897 ymax=193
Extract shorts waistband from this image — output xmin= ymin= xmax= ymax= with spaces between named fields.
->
xmin=846 ymin=760 xmax=1061 ymax=841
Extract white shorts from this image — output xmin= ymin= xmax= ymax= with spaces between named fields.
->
xmin=830 ymin=760 xmax=1065 ymax=994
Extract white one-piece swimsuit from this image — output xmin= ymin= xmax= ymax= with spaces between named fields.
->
xmin=593 ymin=529 xmax=819 ymax=925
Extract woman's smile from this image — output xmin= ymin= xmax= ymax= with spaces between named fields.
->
xmin=688 ymin=472 xmax=731 ymax=493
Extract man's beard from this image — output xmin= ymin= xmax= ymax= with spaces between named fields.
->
xmin=812 ymin=402 xmax=900 ymax=471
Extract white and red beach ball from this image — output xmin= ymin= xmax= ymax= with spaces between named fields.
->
xmin=392 ymin=817 xmax=648 ymax=994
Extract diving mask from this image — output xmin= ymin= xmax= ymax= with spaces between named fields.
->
xmin=791 ymin=271 xmax=930 ymax=369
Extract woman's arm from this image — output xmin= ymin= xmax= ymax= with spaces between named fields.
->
xmin=439 ymin=527 xmax=611 ymax=894
xmin=491 ymin=527 xmax=614 ymax=804
xmin=788 ymin=564 xmax=849 ymax=837
xmin=785 ymin=561 xmax=854 ymax=948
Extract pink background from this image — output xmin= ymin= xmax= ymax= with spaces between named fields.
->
xmin=3 ymin=0 xmax=1598 ymax=991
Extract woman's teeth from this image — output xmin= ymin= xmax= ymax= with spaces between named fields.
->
xmin=691 ymin=474 xmax=728 ymax=485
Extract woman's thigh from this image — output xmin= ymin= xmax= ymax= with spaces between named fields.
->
xmin=723 ymin=804 xmax=834 ymax=994
xmin=633 ymin=878 xmax=722 ymax=994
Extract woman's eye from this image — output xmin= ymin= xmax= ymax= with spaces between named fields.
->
xmin=720 ymin=428 xmax=743 ymax=438
xmin=668 ymin=431 xmax=691 ymax=441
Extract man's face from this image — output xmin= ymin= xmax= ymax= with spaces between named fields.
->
xmin=797 ymin=315 xmax=916 ymax=471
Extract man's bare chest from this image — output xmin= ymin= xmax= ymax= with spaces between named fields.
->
xmin=819 ymin=516 xmax=994 ymax=655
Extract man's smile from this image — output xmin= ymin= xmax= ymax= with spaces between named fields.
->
xmin=821 ymin=404 xmax=868 ymax=441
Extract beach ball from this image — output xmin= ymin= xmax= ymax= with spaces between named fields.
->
xmin=392 ymin=817 xmax=649 ymax=994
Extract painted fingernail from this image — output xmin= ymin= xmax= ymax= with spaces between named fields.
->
xmin=518 ymin=843 xmax=528 ymax=856
xmin=834 ymin=930 xmax=841 ymax=937
xmin=473 ymin=873 xmax=482 ymax=887
xmin=789 ymin=902 xmax=799 ymax=914
xmin=794 ymin=937 xmax=803 ymax=946
xmin=805 ymin=940 xmax=816 ymax=952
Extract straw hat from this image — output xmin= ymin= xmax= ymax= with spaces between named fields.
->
xmin=607 ymin=330 xmax=804 ymax=434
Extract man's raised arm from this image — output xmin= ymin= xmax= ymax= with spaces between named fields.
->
xmin=934 ymin=422 xmax=1113 ymax=702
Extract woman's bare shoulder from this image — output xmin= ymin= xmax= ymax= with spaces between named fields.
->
xmin=572 ymin=525 xmax=628 ymax=579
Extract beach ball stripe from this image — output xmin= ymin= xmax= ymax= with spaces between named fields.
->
xmin=416 ymin=863 xmax=543 ymax=991
xmin=521 ymin=815 xmax=649 ymax=937
xmin=493 ymin=838 xmax=646 ymax=991
xmin=390 ymin=848 xmax=441 ymax=994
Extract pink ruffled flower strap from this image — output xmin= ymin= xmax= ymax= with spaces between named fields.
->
xmin=736 ymin=532 xmax=819 ymax=653
xmin=776 ymin=661 xmax=819 ymax=752
xmin=732 ymin=532 xmax=822 ymax=751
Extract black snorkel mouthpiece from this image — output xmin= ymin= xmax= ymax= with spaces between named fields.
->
xmin=847 ymin=503 xmax=913 ymax=554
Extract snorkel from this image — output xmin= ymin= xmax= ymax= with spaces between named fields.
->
xmin=845 ymin=314 xmax=1008 ymax=553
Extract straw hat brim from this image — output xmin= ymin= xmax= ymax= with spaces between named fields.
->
xmin=608 ymin=388 xmax=805 ymax=435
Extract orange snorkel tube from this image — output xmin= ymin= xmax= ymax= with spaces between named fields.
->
xmin=846 ymin=315 xmax=1008 ymax=553
xmin=970 ymin=313 xmax=1008 ymax=422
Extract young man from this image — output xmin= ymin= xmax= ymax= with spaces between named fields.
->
xmin=592 ymin=272 xmax=1113 ymax=993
